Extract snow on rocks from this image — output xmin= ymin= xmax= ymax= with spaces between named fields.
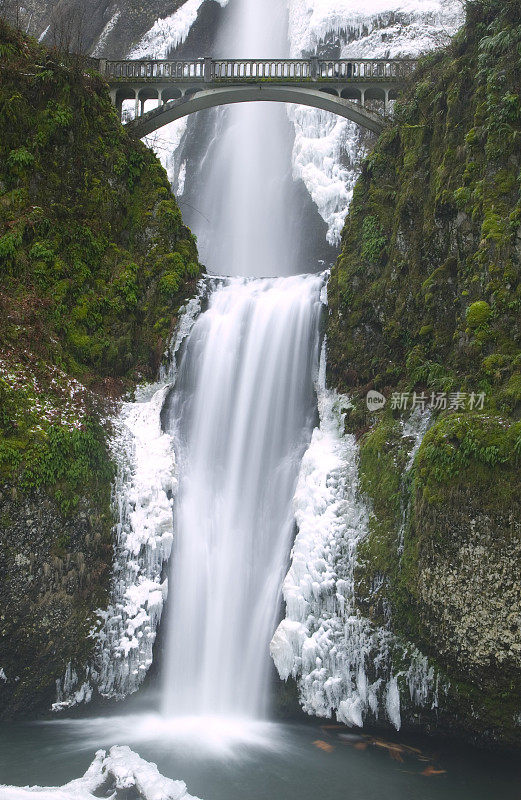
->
xmin=288 ymin=0 xmax=462 ymax=57
xmin=0 ymin=746 xmax=202 ymax=800
xmin=0 ymin=353 xmax=88 ymax=433
xmin=129 ymin=0 xmax=228 ymax=59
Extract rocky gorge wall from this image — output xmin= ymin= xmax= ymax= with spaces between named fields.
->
xmin=326 ymin=0 xmax=521 ymax=746
xmin=0 ymin=20 xmax=202 ymax=717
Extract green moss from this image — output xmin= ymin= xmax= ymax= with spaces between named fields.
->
xmin=466 ymin=300 xmax=492 ymax=327
xmin=500 ymin=372 xmax=521 ymax=410
xmin=327 ymin=2 xmax=521 ymax=411
xmin=327 ymin=0 xmax=521 ymax=744
xmin=0 ymin=20 xmax=203 ymax=512
xmin=416 ymin=413 xmax=520 ymax=498
xmin=355 ymin=412 xmax=416 ymax=627
xmin=0 ymin=19 xmax=203 ymax=386
xmin=360 ymin=215 xmax=386 ymax=264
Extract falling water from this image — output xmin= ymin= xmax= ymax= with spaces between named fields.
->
xmin=193 ymin=0 xmax=301 ymax=277
xmin=159 ymin=0 xmax=328 ymax=722
xmin=162 ymin=274 xmax=324 ymax=717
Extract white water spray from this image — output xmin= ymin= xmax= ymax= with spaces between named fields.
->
xmin=162 ymin=274 xmax=324 ymax=717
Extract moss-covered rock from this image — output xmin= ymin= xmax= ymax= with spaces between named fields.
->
xmin=328 ymin=0 xmax=521 ymax=746
xmin=0 ymin=21 xmax=203 ymax=717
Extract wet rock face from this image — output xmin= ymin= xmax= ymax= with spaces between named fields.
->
xmin=7 ymin=0 xmax=186 ymax=57
xmin=417 ymin=497 xmax=521 ymax=684
xmin=326 ymin=0 xmax=521 ymax=745
xmin=0 ymin=485 xmax=112 ymax=718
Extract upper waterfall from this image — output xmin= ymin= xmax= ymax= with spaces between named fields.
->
xmin=187 ymin=0 xmax=307 ymax=278
xmin=161 ymin=274 xmax=324 ymax=717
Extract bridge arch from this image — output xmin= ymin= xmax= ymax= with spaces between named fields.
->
xmin=124 ymin=84 xmax=386 ymax=139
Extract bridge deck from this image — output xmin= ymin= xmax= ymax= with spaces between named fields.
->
xmin=100 ymin=57 xmax=417 ymax=137
xmin=99 ymin=57 xmax=416 ymax=84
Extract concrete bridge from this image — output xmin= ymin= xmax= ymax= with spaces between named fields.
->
xmin=97 ymin=57 xmax=416 ymax=137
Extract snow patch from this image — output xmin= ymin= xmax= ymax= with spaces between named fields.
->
xmin=38 ymin=25 xmax=50 ymax=43
xmin=129 ymin=0 xmax=229 ymax=59
xmin=143 ymin=119 xmax=189 ymax=187
xmin=177 ymin=161 xmax=187 ymax=196
xmin=91 ymin=10 xmax=121 ymax=57
xmin=0 ymin=746 xmax=201 ymax=800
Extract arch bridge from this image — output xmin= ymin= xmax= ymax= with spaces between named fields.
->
xmin=96 ymin=57 xmax=417 ymax=137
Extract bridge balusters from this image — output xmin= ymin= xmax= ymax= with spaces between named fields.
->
xmin=103 ymin=55 xmax=416 ymax=111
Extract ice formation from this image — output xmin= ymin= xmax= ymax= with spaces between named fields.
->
xmin=287 ymin=0 xmax=464 ymax=243
xmin=92 ymin=384 xmax=177 ymax=698
xmin=53 ymin=663 xmax=92 ymax=712
xmin=94 ymin=295 xmax=203 ymax=700
xmin=402 ymin=406 xmax=432 ymax=470
xmin=0 ymin=746 xmax=201 ymax=800
xmin=396 ymin=407 xmax=432 ymax=554
xmin=270 ymin=340 xmax=439 ymax=729
xmin=129 ymin=0 xmax=228 ymax=59
xmin=53 ymin=295 xmax=203 ymax=708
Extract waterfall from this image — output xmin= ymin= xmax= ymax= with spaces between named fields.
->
xmin=161 ymin=274 xmax=324 ymax=717
xmin=189 ymin=0 xmax=303 ymax=278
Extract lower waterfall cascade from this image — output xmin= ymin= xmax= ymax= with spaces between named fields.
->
xmin=56 ymin=276 xmax=440 ymax=731
xmin=161 ymin=274 xmax=325 ymax=717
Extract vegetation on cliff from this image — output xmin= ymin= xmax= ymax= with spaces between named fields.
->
xmin=0 ymin=19 xmax=201 ymax=502
xmin=0 ymin=20 xmax=202 ymax=716
xmin=327 ymin=0 xmax=521 ymax=745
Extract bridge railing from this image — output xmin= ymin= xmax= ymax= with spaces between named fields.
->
xmin=316 ymin=59 xmax=415 ymax=79
xmin=211 ymin=59 xmax=311 ymax=79
xmin=104 ymin=60 xmax=206 ymax=79
xmin=102 ymin=57 xmax=416 ymax=83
